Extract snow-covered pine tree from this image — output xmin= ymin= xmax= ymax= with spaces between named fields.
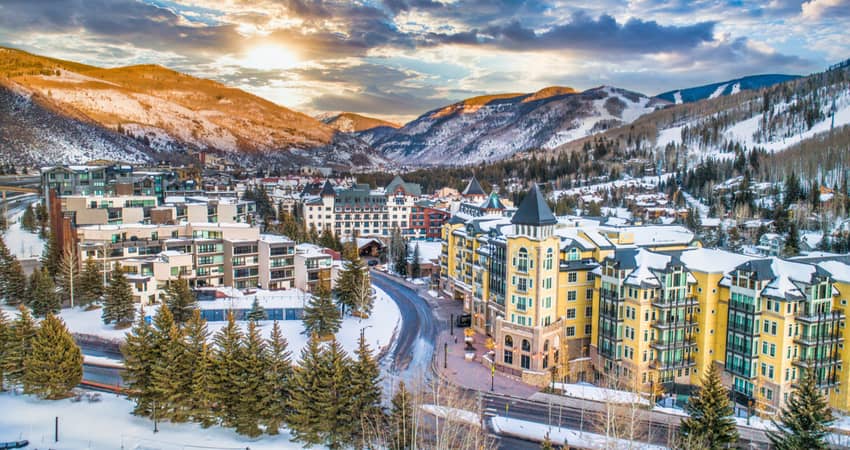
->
xmin=56 ymin=243 xmax=80 ymax=308
xmin=102 ymin=263 xmax=135 ymax=327
xmin=28 ymin=267 xmax=60 ymax=318
xmin=164 ymin=276 xmax=196 ymax=326
xmin=4 ymin=306 xmax=37 ymax=388
xmin=190 ymin=342 xmax=216 ymax=428
xmin=350 ymin=332 xmax=383 ymax=445
xmin=390 ymin=380 xmax=414 ymax=450
xmin=78 ymin=256 xmax=104 ymax=308
xmin=122 ymin=312 xmax=156 ymax=416
xmin=261 ymin=321 xmax=293 ymax=435
xmin=149 ymin=303 xmax=176 ymax=420
xmin=768 ymin=368 xmax=834 ymax=450
xmin=235 ymin=320 xmax=267 ymax=437
xmin=287 ymin=336 xmax=326 ymax=446
xmin=336 ymin=253 xmax=367 ymax=316
xmin=679 ymin=364 xmax=739 ymax=449
xmin=20 ymin=204 xmax=36 ymax=232
xmin=40 ymin=231 xmax=60 ymax=279
xmin=0 ymin=237 xmax=11 ymax=300
xmin=246 ymin=297 xmax=267 ymax=322
xmin=302 ymin=283 xmax=341 ymax=339
xmin=211 ymin=313 xmax=245 ymax=429
xmin=22 ymin=314 xmax=82 ymax=399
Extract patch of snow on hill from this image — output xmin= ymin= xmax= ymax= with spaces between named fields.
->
xmin=709 ymin=83 xmax=729 ymax=99
xmin=673 ymin=91 xmax=683 ymax=104
xmin=730 ymin=82 xmax=741 ymax=95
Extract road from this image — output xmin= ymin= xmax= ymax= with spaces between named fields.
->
xmin=371 ymin=271 xmax=441 ymax=383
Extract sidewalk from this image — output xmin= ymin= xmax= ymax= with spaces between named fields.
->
xmin=434 ymin=315 xmax=540 ymax=399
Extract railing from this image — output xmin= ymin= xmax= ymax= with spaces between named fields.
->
xmin=652 ymin=295 xmax=698 ymax=308
xmin=650 ymin=337 xmax=696 ymax=351
xmin=651 ymin=315 xmax=697 ymax=329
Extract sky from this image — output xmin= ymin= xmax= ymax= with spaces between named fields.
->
xmin=0 ymin=0 xmax=847 ymax=124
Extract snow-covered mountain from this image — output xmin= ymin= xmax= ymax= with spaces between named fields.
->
xmin=373 ymin=86 xmax=667 ymax=165
xmin=0 ymin=47 xmax=387 ymax=169
xmin=656 ymin=74 xmax=800 ymax=104
xmin=321 ymin=112 xmax=400 ymax=133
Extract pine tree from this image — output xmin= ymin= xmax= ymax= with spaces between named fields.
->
xmin=56 ymin=243 xmax=80 ymax=308
xmin=151 ymin=323 xmax=191 ymax=422
xmin=540 ymin=433 xmax=554 ymax=450
xmin=350 ymin=332 xmax=383 ymax=445
xmin=164 ymin=276 xmax=196 ymax=326
xmin=102 ymin=263 xmax=135 ymax=327
xmin=190 ymin=343 xmax=216 ymax=428
xmin=41 ymin=230 xmax=61 ymax=279
xmin=235 ymin=320 xmax=266 ymax=437
xmin=0 ymin=310 xmax=9 ymax=389
xmin=4 ymin=306 xmax=37 ymax=388
xmin=122 ymin=311 xmax=156 ymax=416
xmin=20 ymin=204 xmax=36 ymax=232
xmin=784 ymin=222 xmax=800 ymax=256
xmin=261 ymin=321 xmax=293 ymax=435
xmin=78 ymin=256 xmax=103 ymax=308
xmin=390 ymin=381 xmax=414 ymax=450
xmin=3 ymin=258 xmax=27 ymax=306
xmin=679 ymin=364 xmax=739 ymax=449
xmin=28 ymin=267 xmax=60 ymax=318
xmin=246 ymin=298 xmax=267 ymax=322
xmin=35 ymin=202 xmax=48 ymax=237
xmin=0 ymin=237 xmax=11 ymax=300
xmin=336 ymin=254 xmax=368 ymax=316
xmin=211 ymin=313 xmax=244 ymax=429
xmin=287 ymin=336 xmax=325 ymax=447
xmin=411 ymin=243 xmax=421 ymax=278
xmin=22 ymin=314 xmax=82 ymax=399
xmin=302 ymin=283 xmax=341 ymax=338
xmin=768 ymin=369 xmax=834 ymax=450
xmin=23 ymin=314 xmax=83 ymax=400
xmin=318 ymin=338 xmax=356 ymax=449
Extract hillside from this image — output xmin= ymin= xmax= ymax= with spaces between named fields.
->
xmin=321 ymin=112 xmax=400 ymax=133
xmin=656 ymin=74 xmax=801 ymax=104
xmin=374 ymin=86 xmax=667 ymax=165
xmin=0 ymin=47 xmax=385 ymax=168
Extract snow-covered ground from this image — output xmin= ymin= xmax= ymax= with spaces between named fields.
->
xmin=2 ymin=197 xmax=44 ymax=260
xmin=552 ymin=174 xmax=673 ymax=199
xmin=0 ymin=391 xmax=303 ymax=449
xmin=3 ymin=285 xmax=401 ymax=360
xmin=420 ymin=404 xmax=480 ymax=426
xmin=553 ymin=382 xmax=650 ymax=406
xmin=491 ymin=416 xmax=665 ymax=450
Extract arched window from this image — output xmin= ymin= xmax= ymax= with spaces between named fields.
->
xmin=504 ymin=335 xmax=513 ymax=348
xmin=522 ymin=339 xmax=531 ymax=352
xmin=516 ymin=248 xmax=529 ymax=272
xmin=545 ymin=248 xmax=554 ymax=270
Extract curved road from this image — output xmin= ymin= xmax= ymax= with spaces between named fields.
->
xmin=371 ymin=271 xmax=441 ymax=382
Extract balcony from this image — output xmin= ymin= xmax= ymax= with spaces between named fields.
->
xmin=728 ymin=300 xmax=759 ymax=314
xmin=650 ymin=337 xmax=696 ymax=351
xmin=652 ymin=295 xmax=698 ymax=309
xmin=795 ymin=309 xmax=845 ymax=324
xmin=794 ymin=333 xmax=844 ymax=347
xmin=652 ymin=315 xmax=697 ymax=330
xmin=650 ymin=356 xmax=696 ymax=369
xmin=793 ymin=356 xmax=840 ymax=369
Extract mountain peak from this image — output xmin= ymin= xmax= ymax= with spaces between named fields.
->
xmin=523 ymin=86 xmax=577 ymax=103
xmin=322 ymin=112 xmax=401 ymax=133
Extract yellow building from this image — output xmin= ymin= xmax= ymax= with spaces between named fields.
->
xmin=440 ymin=191 xmax=850 ymax=415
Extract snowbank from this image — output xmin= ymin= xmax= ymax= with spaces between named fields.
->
xmin=420 ymin=404 xmax=481 ymax=426
xmin=491 ymin=416 xmax=665 ymax=449
xmin=0 ymin=391 xmax=303 ymax=449
xmin=553 ymin=382 xmax=649 ymax=406
xmin=2 ymin=200 xmax=45 ymax=260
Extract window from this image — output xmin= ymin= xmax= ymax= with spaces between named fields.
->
xmin=568 ymin=272 xmax=578 ymax=283
xmin=504 ymin=350 xmax=513 ymax=365
xmin=568 ymin=290 xmax=577 ymax=301
xmin=585 ymin=324 xmax=592 ymax=335
xmin=585 ymin=306 xmax=593 ymax=317
xmin=586 ymin=288 xmax=594 ymax=300
xmin=567 ymin=308 xmax=576 ymax=319
xmin=544 ymin=248 xmax=554 ymax=270
xmin=504 ymin=335 xmax=513 ymax=348
xmin=516 ymin=248 xmax=529 ymax=272
xmin=521 ymin=339 xmax=531 ymax=352
xmin=566 ymin=326 xmax=576 ymax=337
xmin=521 ymin=354 xmax=530 ymax=369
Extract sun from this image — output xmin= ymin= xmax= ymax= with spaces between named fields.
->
xmin=240 ymin=44 xmax=300 ymax=71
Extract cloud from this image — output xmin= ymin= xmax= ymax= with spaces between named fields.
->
xmin=802 ymin=0 xmax=850 ymax=19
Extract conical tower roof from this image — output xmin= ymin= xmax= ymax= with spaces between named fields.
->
xmin=511 ymin=184 xmax=557 ymax=226
xmin=462 ymin=176 xmax=486 ymax=196
xmin=480 ymin=191 xmax=505 ymax=210
xmin=320 ymin=180 xmax=335 ymax=196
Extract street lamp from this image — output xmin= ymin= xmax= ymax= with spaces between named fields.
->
xmin=491 ymin=362 xmax=495 ymax=392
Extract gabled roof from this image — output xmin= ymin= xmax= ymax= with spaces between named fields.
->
xmin=320 ymin=180 xmax=335 ymax=196
xmin=462 ymin=176 xmax=486 ymax=196
xmin=386 ymin=175 xmax=422 ymax=196
xmin=511 ymin=184 xmax=557 ymax=226
xmin=479 ymin=192 xmax=505 ymax=210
